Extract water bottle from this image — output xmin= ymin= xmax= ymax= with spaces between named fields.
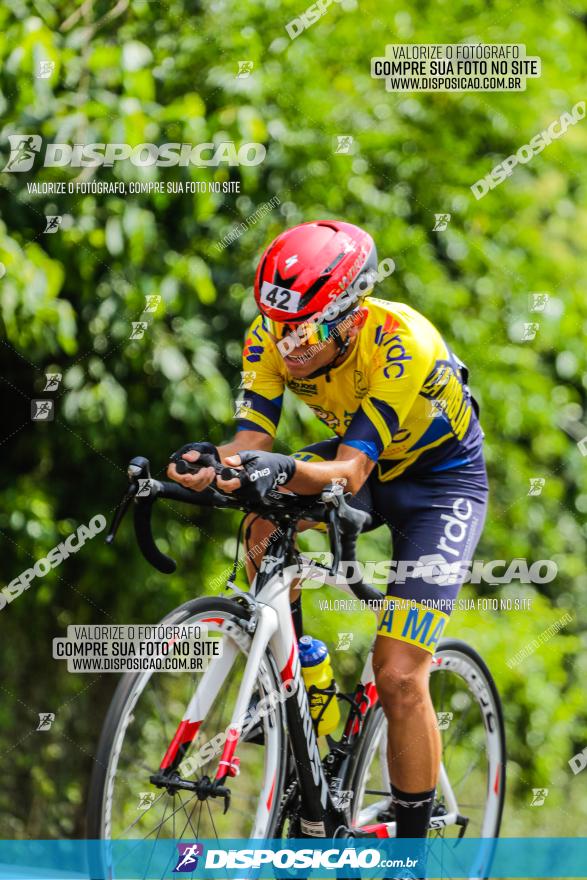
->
xmin=298 ymin=636 xmax=341 ymax=736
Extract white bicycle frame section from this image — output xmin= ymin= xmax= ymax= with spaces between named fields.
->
xmin=168 ymin=555 xmax=477 ymax=839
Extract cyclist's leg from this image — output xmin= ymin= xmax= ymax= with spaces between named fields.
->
xmin=370 ymin=455 xmax=489 ymax=840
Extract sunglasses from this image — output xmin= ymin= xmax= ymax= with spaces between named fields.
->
xmin=263 ymin=309 xmax=358 ymax=348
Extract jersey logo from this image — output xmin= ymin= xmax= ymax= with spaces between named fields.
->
xmin=390 ymin=427 xmax=411 ymax=444
xmin=374 ymin=315 xmax=412 ymax=378
xmin=421 ymin=362 xmax=472 ymax=440
xmin=374 ymin=313 xmax=400 ymax=345
xmin=353 ymin=370 xmax=368 ymax=398
xmin=381 ymin=334 xmax=412 ymax=379
xmin=308 ymin=405 xmax=340 ymax=431
xmin=260 ymin=555 xmax=281 ymax=574
xmin=243 ymin=336 xmax=264 ymax=363
xmin=287 ymin=378 xmax=318 ymax=396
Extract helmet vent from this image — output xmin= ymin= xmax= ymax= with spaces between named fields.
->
xmin=320 ymin=250 xmax=346 ymax=276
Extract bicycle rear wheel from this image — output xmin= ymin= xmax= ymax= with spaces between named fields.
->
xmin=87 ymin=596 xmax=287 ymax=845
xmin=347 ymin=639 xmax=505 ymax=878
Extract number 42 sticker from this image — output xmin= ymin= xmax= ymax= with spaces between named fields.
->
xmin=260 ymin=281 xmax=302 ymax=312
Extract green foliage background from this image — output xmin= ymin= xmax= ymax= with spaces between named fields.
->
xmin=0 ymin=0 xmax=586 ymax=839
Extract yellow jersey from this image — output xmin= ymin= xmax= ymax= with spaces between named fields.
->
xmin=237 ymin=297 xmax=483 ymax=481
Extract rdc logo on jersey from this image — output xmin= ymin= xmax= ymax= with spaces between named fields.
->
xmin=173 ymin=843 xmax=204 ymax=872
xmin=3 ymin=135 xmax=42 ymax=172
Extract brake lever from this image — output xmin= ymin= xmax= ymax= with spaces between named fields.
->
xmin=105 ymin=484 xmax=138 ymax=544
xmin=321 ymin=483 xmax=351 ymax=575
xmin=321 ymin=481 xmax=345 ymax=507
xmin=326 ymin=506 xmax=343 ymax=576
xmin=106 ymin=455 xmax=153 ymax=545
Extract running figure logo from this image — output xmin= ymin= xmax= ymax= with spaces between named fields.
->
xmin=44 ymin=216 xmax=62 ymax=233
xmin=336 ymin=632 xmax=354 ymax=651
xmin=529 ymin=293 xmax=549 ymax=312
xmin=137 ymin=792 xmax=156 ymax=810
xmin=44 ymin=373 xmax=62 ymax=391
xmin=335 ymin=135 xmax=353 ymax=154
xmin=129 ymin=322 xmax=149 ymax=340
xmin=530 ymin=788 xmax=549 ymax=806
xmin=237 ymin=61 xmax=254 ymax=78
xmin=37 ymin=713 xmax=55 ymax=731
xmin=3 ymin=135 xmax=42 ymax=172
xmin=436 ymin=711 xmax=453 ymax=730
xmin=174 ymin=843 xmax=204 ymax=872
xmin=528 ymin=478 xmax=545 ymax=496
xmin=433 ymin=213 xmax=451 ymax=231
xmin=144 ymin=295 xmax=161 ymax=312
xmin=37 ymin=61 xmax=55 ymax=79
xmin=31 ymin=400 xmax=54 ymax=421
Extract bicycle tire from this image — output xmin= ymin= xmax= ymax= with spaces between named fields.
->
xmin=87 ymin=595 xmax=288 ymax=842
xmin=346 ymin=638 xmax=506 ymax=878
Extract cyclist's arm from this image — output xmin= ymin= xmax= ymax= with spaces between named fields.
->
xmin=218 ymin=430 xmax=273 ymax=461
xmin=286 ymin=332 xmax=434 ymax=496
xmin=286 ymin=444 xmax=374 ymax=495
xmin=220 ymin=443 xmax=374 ymax=496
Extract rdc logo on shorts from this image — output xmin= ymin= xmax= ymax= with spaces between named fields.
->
xmin=174 ymin=843 xmax=204 ymax=872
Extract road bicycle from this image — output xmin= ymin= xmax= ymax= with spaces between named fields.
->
xmin=87 ymin=455 xmax=505 ymax=877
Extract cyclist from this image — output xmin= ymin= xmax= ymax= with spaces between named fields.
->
xmin=168 ymin=220 xmax=489 ymax=846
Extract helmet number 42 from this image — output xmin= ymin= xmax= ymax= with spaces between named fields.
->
xmin=260 ymin=282 xmax=301 ymax=312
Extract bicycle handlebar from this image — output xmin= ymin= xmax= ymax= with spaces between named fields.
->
xmin=106 ymin=456 xmax=383 ymax=604
xmin=174 ymin=452 xmax=244 ymax=484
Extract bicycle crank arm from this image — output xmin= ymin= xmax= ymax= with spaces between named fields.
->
xmin=149 ymin=771 xmax=232 ymax=813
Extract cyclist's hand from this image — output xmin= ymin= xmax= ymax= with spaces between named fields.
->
xmin=167 ymin=441 xmax=220 ymax=492
xmin=217 ymin=450 xmax=295 ymax=500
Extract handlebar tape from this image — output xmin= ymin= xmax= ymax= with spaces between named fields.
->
xmin=337 ymin=498 xmax=373 ymax=535
xmin=134 ymin=498 xmax=177 ymax=574
xmin=340 ymin=531 xmax=385 ymax=606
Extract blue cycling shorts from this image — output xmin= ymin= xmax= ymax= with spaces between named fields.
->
xmin=293 ymin=438 xmax=489 ymax=653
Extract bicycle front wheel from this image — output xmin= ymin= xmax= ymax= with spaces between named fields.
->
xmin=87 ymin=596 xmax=287 ymax=842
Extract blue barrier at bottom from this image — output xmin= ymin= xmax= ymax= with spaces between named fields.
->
xmin=0 ymin=838 xmax=585 ymax=879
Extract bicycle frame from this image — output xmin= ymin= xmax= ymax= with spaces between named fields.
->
xmin=154 ymin=526 xmax=463 ymax=839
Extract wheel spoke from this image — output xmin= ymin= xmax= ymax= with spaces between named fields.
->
xmin=176 ymin=791 xmax=200 ymax=838
xmin=206 ymin=799 xmax=220 ymax=842
xmin=443 ymin=697 xmax=474 ymax=754
xmin=141 ymin=796 xmax=168 ymax=878
xmin=116 ymin=790 xmax=168 ymax=837
xmin=451 ymin=750 xmax=484 ymax=792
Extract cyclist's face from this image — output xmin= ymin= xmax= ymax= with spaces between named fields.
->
xmin=279 ymin=334 xmax=340 ymax=377
xmin=270 ymin=310 xmax=367 ymax=377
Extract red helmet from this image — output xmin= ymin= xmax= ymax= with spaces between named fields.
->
xmin=254 ymin=220 xmax=378 ymax=324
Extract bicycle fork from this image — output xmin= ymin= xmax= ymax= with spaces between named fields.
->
xmin=149 ymin=603 xmax=279 ymax=810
